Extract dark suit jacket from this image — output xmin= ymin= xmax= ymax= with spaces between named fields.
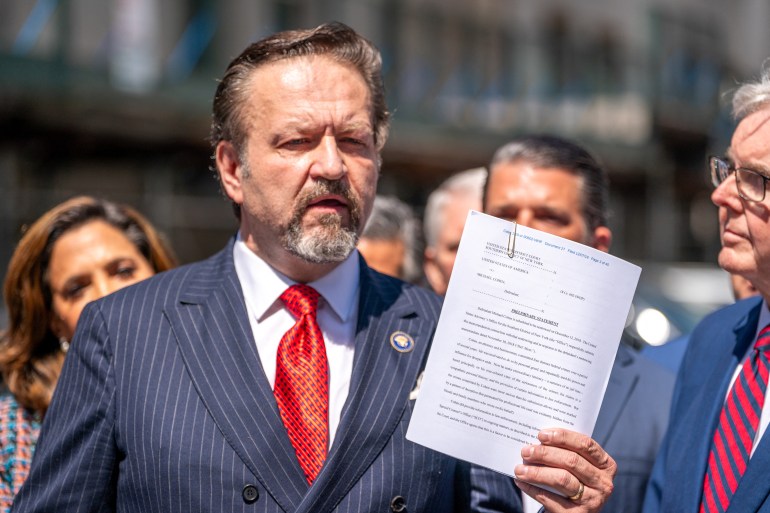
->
xmin=592 ymin=344 xmax=674 ymax=513
xmin=643 ymin=296 xmax=770 ymax=513
xmin=12 ymin=242 xmax=520 ymax=513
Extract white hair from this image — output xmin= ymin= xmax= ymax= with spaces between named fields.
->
xmin=733 ymin=63 xmax=770 ymax=120
xmin=423 ymin=167 xmax=487 ymax=248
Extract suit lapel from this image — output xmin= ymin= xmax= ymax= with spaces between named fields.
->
xmin=729 ymin=433 xmax=770 ymax=512
xmin=672 ymin=302 xmax=761 ymax=513
xmin=296 ymin=262 xmax=438 ymax=513
xmin=591 ymin=344 xmax=638 ymax=445
xmin=164 ymin=243 xmax=308 ymax=512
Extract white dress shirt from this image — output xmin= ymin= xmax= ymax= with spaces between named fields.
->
xmin=233 ymin=234 xmax=360 ymax=449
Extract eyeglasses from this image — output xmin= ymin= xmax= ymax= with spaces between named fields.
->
xmin=710 ymin=155 xmax=770 ymax=202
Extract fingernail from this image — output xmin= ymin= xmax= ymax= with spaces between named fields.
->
xmin=539 ymin=430 xmax=553 ymax=442
xmin=515 ymin=465 xmax=527 ymax=477
xmin=521 ymin=445 xmax=534 ymax=458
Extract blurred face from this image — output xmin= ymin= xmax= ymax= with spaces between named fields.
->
xmin=358 ymin=237 xmax=406 ymax=279
xmin=712 ymin=108 xmax=770 ymax=297
xmin=424 ymin=192 xmax=481 ymax=295
xmin=216 ymin=55 xmax=380 ymax=282
xmin=485 ymin=161 xmax=611 ymax=251
xmin=48 ymin=220 xmax=155 ymax=340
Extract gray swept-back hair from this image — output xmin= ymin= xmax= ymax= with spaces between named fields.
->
xmin=732 ymin=64 xmax=770 ymax=121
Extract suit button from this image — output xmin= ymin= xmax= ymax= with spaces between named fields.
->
xmin=390 ymin=495 xmax=406 ymax=512
xmin=242 ymin=484 xmax=259 ymax=504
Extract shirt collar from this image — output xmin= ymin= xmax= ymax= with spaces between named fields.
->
xmin=233 ymin=232 xmax=360 ymax=323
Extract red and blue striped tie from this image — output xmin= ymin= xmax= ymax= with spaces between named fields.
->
xmin=700 ymin=325 xmax=770 ymax=512
xmin=274 ymin=284 xmax=329 ymax=484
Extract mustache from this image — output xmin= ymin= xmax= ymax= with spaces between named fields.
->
xmin=295 ymin=179 xmax=361 ymax=220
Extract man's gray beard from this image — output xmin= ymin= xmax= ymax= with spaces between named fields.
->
xmin=282 ymin=212 xmax=359 ymax=264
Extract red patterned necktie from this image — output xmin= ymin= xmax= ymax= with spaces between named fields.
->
xmin=700 ymin=325 xmax=770 ymax=513
xmin=274 ymin=284 xmax=329 ymax=484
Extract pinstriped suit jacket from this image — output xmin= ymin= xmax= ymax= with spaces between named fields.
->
xmin=12 ymin=240 xmax=521 ymax=513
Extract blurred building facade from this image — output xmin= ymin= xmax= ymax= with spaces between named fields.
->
xmin=1 ymin=0 xmax=768 ymax=270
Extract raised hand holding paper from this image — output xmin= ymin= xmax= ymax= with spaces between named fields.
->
xmin=406 ymin=210 xmax=640 ymax=477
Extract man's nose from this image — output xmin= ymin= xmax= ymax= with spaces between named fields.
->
xmin=514 ymin=210 xmax=534 ymax=228
xmin=310 ymin=135 xmax=345 ymax=181
xmin=711 ymin=174 xmax=742 ymax=211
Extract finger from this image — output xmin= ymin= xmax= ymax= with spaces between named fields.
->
xmin=514 ymin=457 xmax=584 ymax=499
xmin=517 ymin=441 xmax=615 ymax=502
xmin=537 ymin=428 xmax=616 ymax=472
xmin=521 ymin=443 xmax=600 ymax=488
xmin=515 ymin=479 xmax=587 ymax=513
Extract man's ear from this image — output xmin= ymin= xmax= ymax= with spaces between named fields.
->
xmin=591 ymin=226 xmax=612 ymax=253
xmin=216 ymin=141 xmax=245 ymax=205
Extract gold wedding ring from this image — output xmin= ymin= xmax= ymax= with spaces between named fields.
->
xmin=567 ymin=482 xmax=585 ymax=502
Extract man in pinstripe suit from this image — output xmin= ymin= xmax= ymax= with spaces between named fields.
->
xmin=13 ymin=23 xmax=615 ymax=513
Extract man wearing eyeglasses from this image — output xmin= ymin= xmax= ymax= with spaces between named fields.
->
xmin=643 ymin=68 xmax=770 ymax=513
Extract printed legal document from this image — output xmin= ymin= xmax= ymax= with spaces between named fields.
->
xmin=406 ymin=210 xmax=641 ymax=477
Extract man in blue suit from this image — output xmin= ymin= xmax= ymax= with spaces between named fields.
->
xmin=482 ymin=135 xmax=675 ymax=513
xmin=13 ymin=22 xmax=616 ymax=513
xmin=643 ymin=67 xmax=770 ymax=513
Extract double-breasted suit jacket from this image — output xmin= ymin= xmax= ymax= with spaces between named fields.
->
xmin=12 ymin=241 xmax=520 ymax=513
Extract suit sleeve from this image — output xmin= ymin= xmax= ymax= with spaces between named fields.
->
xmin=466 ymin=463 xmax=522 ymax=513
xmin=12 ymin=302 xmax=118 ymax=513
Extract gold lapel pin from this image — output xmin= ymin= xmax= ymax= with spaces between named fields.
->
xmin=390 ymin=331 xmax=415 ymax=353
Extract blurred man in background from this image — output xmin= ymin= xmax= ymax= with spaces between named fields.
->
xmin=421 ymin=135 xmax=673 ymax=513
xmin=481 ymin=134 xmax=674 ymax=513
xmin=423 ymin=167 xmax=486 ymax=295
xmin=644 ymin=66 xmax=770 ymax=513
xmin=357 ymin=195 xmax=423 ymax=283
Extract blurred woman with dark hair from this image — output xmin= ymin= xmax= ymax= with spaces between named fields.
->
xmin=0 ymin=196 xmax=176 ymax=510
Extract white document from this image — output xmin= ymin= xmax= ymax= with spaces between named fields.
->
xmin=406 ymin=210 xmax=641 ymax=477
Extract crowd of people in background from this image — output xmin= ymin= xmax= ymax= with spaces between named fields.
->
xmin=0 ymin=20 xmax=769 ymax=513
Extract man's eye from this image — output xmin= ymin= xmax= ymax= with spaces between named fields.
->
xmin=539 ymin=214 xmax=567 ymax=225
